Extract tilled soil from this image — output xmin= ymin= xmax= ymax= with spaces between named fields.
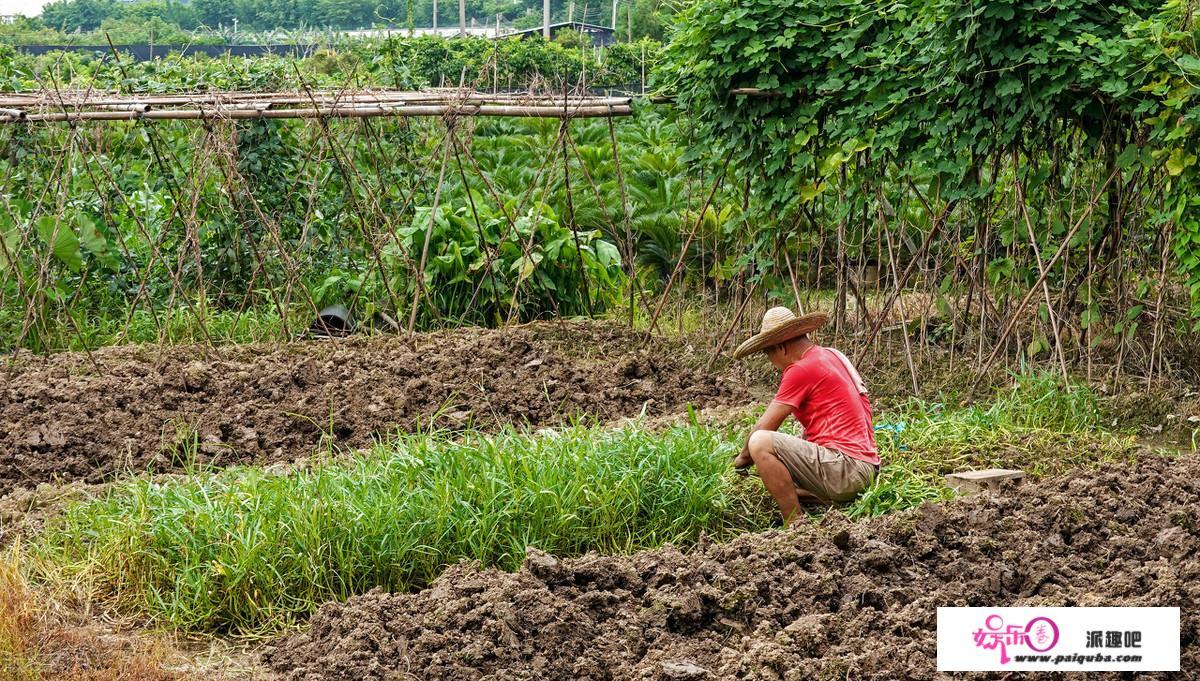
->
xmin=267 ymin=453 xmax=1199 ymax=680
xmin=0 ymin=321 xmax=748 ymax=496
xmin=0 ymin=480 xmax=102 ymax=546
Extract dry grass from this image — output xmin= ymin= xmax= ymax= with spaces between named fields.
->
xmin=0 ymin=542 xmax=181 ymax=681
xmin=1 ymin=543 xmax=42 ymax=681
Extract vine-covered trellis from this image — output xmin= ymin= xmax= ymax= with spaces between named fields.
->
xmin=659 ymin=0 xmax=1200 ymax=383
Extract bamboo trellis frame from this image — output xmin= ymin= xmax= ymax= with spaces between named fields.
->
xmin=0 ymin=89 xmax=636 ymax=123
xmin=0 ymin=82 xmax=1188 ymax=385
xmin=0 ymin=82 xmax=666 ymax=360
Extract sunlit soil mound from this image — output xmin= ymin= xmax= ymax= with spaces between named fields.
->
xmin=0 ymin=321 xmax=747 ymax=495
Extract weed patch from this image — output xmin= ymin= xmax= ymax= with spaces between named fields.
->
xmin=847 ymin=373 xmax=1138 ymax=519
xmin=876 ymin=373 xmax=1138 ymax=477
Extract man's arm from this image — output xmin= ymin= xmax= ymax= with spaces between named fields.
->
xmin=732 ymin=400 xmax=793 ymax=469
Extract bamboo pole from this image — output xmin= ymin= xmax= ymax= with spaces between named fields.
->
xmin=454 ymin=141 xmax=504 ymax=322
xmin=707 ymin=279 xmax=759 ymax=370
xmin=102 ymin=36 xmax=219 ymax=352
xmin=453 ymin=132 xmax=555 ymax=327
xmin=409 ymin=133 xmax=453 ymax=335
xmin=1012 ymin=149 xmax=1070 ymax=382
xmin=853 ymin=192 xmax=954 ymax=366
xmin=1147 ymin=219 xmax=1171 ymax=385
xmin=560 ymin=119 xmax=594 ymax=317
xmin=646 ymin=156 xmax=731 ymax=335
xmin=0 ymin=91 xmax=633 ymax=108
xmin=883 ymin=223 xmax=919 ymax=394
xmin=5 ymin=103 xmax=633 ymax=124
xmin=293 ymin=71 xmax=414 ymax=331
xmin=606 ymin=114 xmax=655 ymax=331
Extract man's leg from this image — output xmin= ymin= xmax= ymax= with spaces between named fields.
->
xmin=747 ymin=430 xmax=804 ymax=526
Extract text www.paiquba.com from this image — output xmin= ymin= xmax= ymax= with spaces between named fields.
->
xmin=1013 ymin=654 xmax=1143 ymax=664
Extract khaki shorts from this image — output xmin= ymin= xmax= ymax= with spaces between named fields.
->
xmin=769 ymin=432 xmax=877 ymax=503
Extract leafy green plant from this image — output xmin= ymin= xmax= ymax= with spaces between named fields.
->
xmin=368 ymin=199 xmax=626 ymax=327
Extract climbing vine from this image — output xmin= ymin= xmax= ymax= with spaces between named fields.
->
xmin=660 ymin=0 xmax=1200 ymax=365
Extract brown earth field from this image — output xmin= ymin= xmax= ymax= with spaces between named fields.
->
xmin=0 ymin=321 xmax=749 ymax=496
xmin=266 ymin=452 xmax=1198 ymax=681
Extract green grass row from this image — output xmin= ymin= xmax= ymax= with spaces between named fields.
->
xmin=1 ymin=304 xmax=292 ymax=353
xmin=29 ymin=374 xmax=1141 ymax=635
xmin=33 ymin=424 xmax=774 ymax=634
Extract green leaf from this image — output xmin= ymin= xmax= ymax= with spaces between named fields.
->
xmin=0 ymin=227 xmax=16 ymax=270
xmin=77 ymin=214 xmax=118 ymax=270
xmin=1115 ymin=143 xmax=1139 ymax=170
xmin=1027 ymin=337 xmax=1045 ymax=359
xmin=35 ymin=216 xmax=82 ymax=273
xmin=516 ymin=255 xmax=537 ymax=282
xmin=799 ymin=181 xmax=827 ymax=203
xmin=1178 ymin=55 xmax=1200 ymax=73
xmin=595 ymin=240 xmax=620 ymax=267
xmin=1166 ymin=148 xmax=1195 ymax=176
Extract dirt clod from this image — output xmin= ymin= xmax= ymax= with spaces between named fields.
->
xmin=266 ymin=453 xmax=1199 ymax=680
xmin=660 ymin=660 xmax=708 ymax=679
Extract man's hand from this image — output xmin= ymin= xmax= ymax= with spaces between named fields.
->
xmin=732 ymin=400 xmax=793 ymax=473
xmin=731 ymin=445 xmax=753 ymax=471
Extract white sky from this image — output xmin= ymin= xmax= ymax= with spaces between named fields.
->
xmin=0 ymin=0 xmax=51 ymax=17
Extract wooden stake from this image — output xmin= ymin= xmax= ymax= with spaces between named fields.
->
xmin=1012 ymin=150 xmax=1069 ymax=382
xmin=646 ymin=158 xmax=731 ymax=334
xmin=884 ymin=224 xmax=919 ymax=394
xmin=408 ymin=133 xmax=453 ymax=335
xmin=973 ymin=165 xmax=1121 ymax=387
xmin=707 ymin=280 xmax=759 ymax=371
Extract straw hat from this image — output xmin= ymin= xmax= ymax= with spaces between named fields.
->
xmin=732 ymin=307 xmax=828 ymax=359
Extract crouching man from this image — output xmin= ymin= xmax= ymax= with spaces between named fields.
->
xmin=730 ymin=307 xmax=881 ymax=526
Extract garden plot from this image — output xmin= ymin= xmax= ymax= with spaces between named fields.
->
xmin=0 ymin=322 xmax=748 ymax=496
xmin=2 ymin=322 xmax=1192 ymax=680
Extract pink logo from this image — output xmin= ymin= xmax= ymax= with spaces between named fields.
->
xmin=973 ymin=614 xmax=1060 ymax=664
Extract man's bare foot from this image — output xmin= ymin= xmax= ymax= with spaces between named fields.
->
xmin=795 ymin=488 xmax=826 ymax=505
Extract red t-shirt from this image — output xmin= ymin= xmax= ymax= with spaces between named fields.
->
xmin=773 ymin=346 xmax=880 ymax=466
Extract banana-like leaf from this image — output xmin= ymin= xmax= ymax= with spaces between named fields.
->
xmin=35 ymin=215 xmax=83 ymax=273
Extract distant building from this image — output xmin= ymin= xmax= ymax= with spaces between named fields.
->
xmin=0 ymin=14 xmax=20 ymax=24
xmin=507 ymin=22 xmax=615 ymax=46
